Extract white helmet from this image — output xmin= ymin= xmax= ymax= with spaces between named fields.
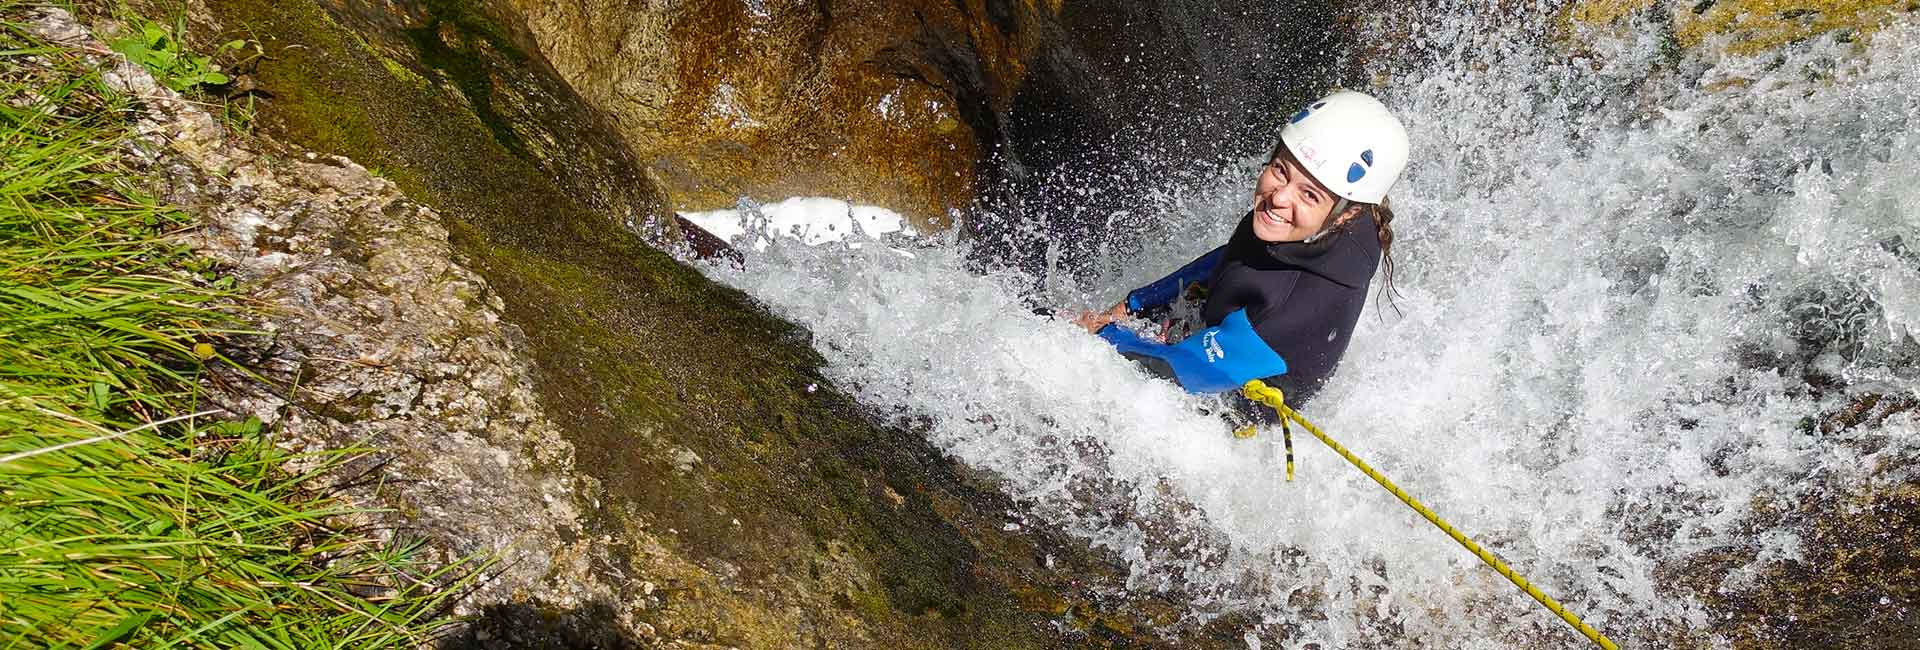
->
xmin=1279 ymin=90 xmax=1410 ymax=205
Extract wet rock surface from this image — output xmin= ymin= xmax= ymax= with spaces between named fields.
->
xmin=51 ymin=0 xmax=1242 ymax=647
xmin=972 ymin=0 xmax=1347 ymax=273
xmin=507 ymin=0 xmax=1039 ymax=229
xmin=31 ymin=0 xmax=620 ymax=624
xmin=1562 ymin=0 xmax=1918 ymax=54
xmin=507 ymin=0 xmax=1344 ymax=241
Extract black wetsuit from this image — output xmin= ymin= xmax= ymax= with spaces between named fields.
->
xmin=1107 ymin=209 xmax=1381 ymax=418
xmin=1203 ymin=209 xmax=1382 ymax=403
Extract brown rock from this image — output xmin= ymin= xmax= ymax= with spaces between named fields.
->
xmin=511 ymin=0 xmax=1345 ymax=254
xmin=1560 ymin=0 xmax=1914 ymax=55
xmin=511 ymin=0 xmax=1057 ymax=230
xmin=66 ymin=0 xmax=1246 ymax=645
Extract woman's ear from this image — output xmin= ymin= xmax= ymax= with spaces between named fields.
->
xmin=1334 ymin=203 xmax=1364 ymax=228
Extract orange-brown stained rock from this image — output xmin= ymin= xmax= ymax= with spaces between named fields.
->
xmin=513 ymin=0 xmax=1067 ymax=231
xmin=1561 ymin=0 xmax=1914 ymax=55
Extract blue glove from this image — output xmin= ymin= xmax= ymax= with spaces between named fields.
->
xmin=1125 ymin=247 xmax=1225 ymax=313
xmin=1097 ymin=308 xmax=1288 ymax=394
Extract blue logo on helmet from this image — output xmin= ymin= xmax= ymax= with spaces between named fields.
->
xmin=1347 ymin=148 xmax=1375 ymax=183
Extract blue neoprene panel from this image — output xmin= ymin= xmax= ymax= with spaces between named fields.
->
xmin=1096 ymin=308 xmax=1288 ymax=394
xmin=1125 ymin=247 xmax=1225 ymax=313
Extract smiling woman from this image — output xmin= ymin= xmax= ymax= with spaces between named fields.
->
xmin=1071 ymin=90 xmax=1410 ymax=421
xmin=1251 ymin=149 xmax=1346 ymax=243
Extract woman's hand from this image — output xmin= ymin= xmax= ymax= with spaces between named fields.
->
xmin=1072 ymin=303 xmax=1130 ymax=334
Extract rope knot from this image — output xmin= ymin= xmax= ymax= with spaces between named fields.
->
xmin=1241 ymin=380 xmax=1286 ymax=411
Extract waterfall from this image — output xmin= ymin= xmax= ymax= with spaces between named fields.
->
xmin=691 ymin=3 xmax=1919 ymax=646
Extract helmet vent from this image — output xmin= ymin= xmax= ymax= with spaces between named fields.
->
xmin=1278 ymin=90 xmax=1408 ymax=204
xmin=1290 ymin=101 xmax=1331 ymax=125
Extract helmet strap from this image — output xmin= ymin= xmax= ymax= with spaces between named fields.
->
xmin=1303 ymin=198 xmax=1354 ymax=244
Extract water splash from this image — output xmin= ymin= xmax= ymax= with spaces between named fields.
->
xmin=689 ymin=4 xmax=1920 ymax=647
xmin=680 ymin=197 xmax=914 ymax=251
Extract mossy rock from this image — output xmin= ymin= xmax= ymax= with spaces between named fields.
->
xmin=165 ymin=0 xmax=1218 ymax=645
xmin=1564 ymin=0 xmax=1915 ymax=54
xmin=1657 ymin=479 xmax=1920 ymax=648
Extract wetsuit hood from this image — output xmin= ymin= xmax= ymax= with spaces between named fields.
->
xmin=1224 ymin=210 xmax=1381 ymax=289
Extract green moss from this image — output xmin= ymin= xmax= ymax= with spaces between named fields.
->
xmin=194 ymin=0 xmax=1181 ymax=645
xmin=380 ymin=54 xmax=427 ymax=87
xmin=450 ymin=220 xmax=1006 ymax=623
xmin=401 ymin=15 xmax=528 ymax=159
xmin=415 ymin=0 xmax=522 ymax=55
xmin=849 ymin=588 xmax=894 ymax=620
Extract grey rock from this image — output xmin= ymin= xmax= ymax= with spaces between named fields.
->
xmin=28 ymin=4 xmax=616 ymax=620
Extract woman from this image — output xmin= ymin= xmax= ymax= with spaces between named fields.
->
xmin=1073 ymin=90 xmax=1410 ymax=417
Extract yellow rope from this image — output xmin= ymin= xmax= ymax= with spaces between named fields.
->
xmin=1282 ymin=416 xmax=1294 ymax=482
xmin=1242 ymin=380 xmax=1619 ymax=650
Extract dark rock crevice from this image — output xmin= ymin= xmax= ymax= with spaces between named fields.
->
xmin=980 ymin=0 xmax=1349 ymax=275
xmin=71 ymin=0 xmax=1240 ymax=646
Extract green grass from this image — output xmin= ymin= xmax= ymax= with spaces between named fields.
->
xmin=0 ymin=6 xmax=463 ymax=648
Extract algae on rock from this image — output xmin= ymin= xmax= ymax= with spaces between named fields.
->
xmin=75 ymin=0 xmax=1237 ymax=645
xmin=1563 ymin=0 xmax=1916 ymax=53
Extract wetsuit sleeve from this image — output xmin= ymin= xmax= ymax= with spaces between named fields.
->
xmin=1095 ymin=308 xmax=1288 ymax=394
xmin=1124 ymin=246 xmax=1226 ymax=314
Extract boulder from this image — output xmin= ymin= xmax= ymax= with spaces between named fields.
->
xmin=76 ymin=0 xmax=1239 ymax=645
xmin=506 ymin=0 xmax=1345 ymax=246
xmin=509 ymin=0 xmax=1040 ymax=230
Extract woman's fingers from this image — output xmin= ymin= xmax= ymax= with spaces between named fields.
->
xmin=1072 ymin=310 xmax=1112 ymax=333
xmin=1065 ymin=303 xmax=1128 ymax=334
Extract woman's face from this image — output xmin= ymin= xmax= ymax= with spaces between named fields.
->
xmin=1251 ymin=149 xmax=1344 ymax=243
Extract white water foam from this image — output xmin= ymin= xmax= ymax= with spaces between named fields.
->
xmin=691 ymin=5 xmax=1920 ymax=647
xmin=680 ymin=197 xmax=913 ymax=250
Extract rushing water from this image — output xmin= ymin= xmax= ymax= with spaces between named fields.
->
xmin=691 ymin=3 xmax=1920 ymax=647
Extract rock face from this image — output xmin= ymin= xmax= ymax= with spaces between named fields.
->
xmin=1546 ymin=4 xmax=1920 ymax=648
xmin=53 ymin=10 xmax=608 ymax=614
xmin=1563 ymin=0 xmax=1915 ymax=53
xmin=1006 ymin=0 xmax=1342 ymax=182
xmin=35 ymin=0 xmax=625 ymax=630
xmin=975 ymin=0 xmax=1348 ymax=272
xmin=510 ymin=0 xmax=1039 ymax=230
xmin=504 ymin=0 xmax=1344 ymax=243
xmin=65 ymin=0 xmax=1239 ymax=646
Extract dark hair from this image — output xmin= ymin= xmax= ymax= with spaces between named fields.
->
xmin=1369 ymin=198 xmax=1402 ymax=316
xmin=1266 ymin=143 xmax=1403 ymax=314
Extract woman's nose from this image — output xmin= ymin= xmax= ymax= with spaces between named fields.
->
xmin=1266 ymin=186 xmax=1299 ymax=209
